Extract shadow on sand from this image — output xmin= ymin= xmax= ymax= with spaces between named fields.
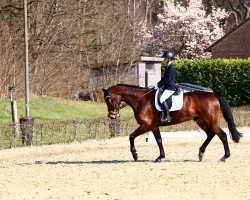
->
xmin=44 ymin=160 xmax=150 ymax=165
xmin=30 ymin=159 xmax=201 ymax=165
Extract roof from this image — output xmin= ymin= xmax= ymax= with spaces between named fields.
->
xmin=205 ymin=17 xmax=250 ymax=52
xmin=84 ymin=56 xmax=163 ymax=69
xmin=141 ymin=56 xmax=164 ymax=62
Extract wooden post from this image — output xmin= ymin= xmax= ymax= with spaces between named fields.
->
xmin=9 ymin=84 xmax=19 ymax=148
xmin=23 ymin=0 xmax=30 ymax=117
xmin=145 ymin=71 xmax=148 ymax=88
xmin=11 ymin=101 xmax=18 ymax=124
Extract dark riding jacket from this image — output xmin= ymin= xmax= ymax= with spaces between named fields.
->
xmin=157 ymin=63 xmax=177 ymax=91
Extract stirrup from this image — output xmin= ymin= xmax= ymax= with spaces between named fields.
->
xmin=160 ymin=115 xmax=171 ymax=123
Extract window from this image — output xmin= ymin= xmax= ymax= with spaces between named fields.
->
xmin=145 ymin=63 xmax=153 ymax=70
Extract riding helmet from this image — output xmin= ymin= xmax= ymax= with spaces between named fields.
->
xmin=162 ymin=51 xmax=174 ymax=59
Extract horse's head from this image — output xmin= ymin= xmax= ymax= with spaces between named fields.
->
xmin=102 ymin=88 xmax=121 ymax=119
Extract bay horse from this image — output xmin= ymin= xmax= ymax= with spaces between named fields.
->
xmin=102 ymin=84 xmax=242 ymax=162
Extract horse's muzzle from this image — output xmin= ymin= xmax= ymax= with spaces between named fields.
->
xmin=109 ymin=111 xmax=118 ymax=119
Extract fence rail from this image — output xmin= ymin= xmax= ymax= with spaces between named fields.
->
xmin=0 ymin=110 xmax=249 ymax=150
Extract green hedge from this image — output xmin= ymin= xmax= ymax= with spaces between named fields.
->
xmin=168 ymin=59 xmax=250 ymax=106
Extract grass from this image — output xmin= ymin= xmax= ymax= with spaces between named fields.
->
xmin=0 ymin=96 xmax=249 ymax=149
xmin=0 ymin=96 xmax=135 ymax=149
xmin=0 ymin=96 xmax=134 ymax=123
xmin=1 ymin=96 xmax=249 ymax=124
xmin=1 ymin=96 xmax=249 ymax=125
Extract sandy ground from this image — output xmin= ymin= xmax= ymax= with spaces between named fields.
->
xmin=0 ymin=131 xmax=250 ymax=200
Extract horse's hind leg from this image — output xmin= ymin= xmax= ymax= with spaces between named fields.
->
xmin=196 ymin=121 xmax=215 ymax=161
xmin=217 ymin=128 xmax=230 ymax=162
xmin=151 ymin=127 xmax=165 ymax=162
xmin=129 ymin=125 xmax=150 ymax=161
xmin=197 ymin=120 xmax=230 ymax=161
xmin=208 ymin=126 xmax=230 ymax=161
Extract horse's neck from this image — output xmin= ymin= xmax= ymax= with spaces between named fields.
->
xmin=119 ymin=89 xmax=148 ymax=111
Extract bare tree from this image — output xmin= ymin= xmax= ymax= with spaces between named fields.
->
xmin=203 ymin=0 xmax=250 ymax=31
xmin=0 ymin=0 xmax=160 ymax=100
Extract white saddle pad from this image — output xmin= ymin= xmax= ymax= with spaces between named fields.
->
xmin=155 ymin=89 xmax=184 ymax=112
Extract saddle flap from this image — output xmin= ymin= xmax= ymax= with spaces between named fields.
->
xmin=155 ymin=89 xmax=184 ymax=112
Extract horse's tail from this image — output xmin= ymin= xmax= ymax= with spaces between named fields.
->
xmin=214 ymin=92 xmax=243 ymax=143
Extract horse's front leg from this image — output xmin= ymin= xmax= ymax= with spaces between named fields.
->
xmin=129 ymin=125 xmax=150 ymax=161
xmin=198 ymin=130 xmax=215 ymax=161
xmin=152 ymin=127 xmax=165 ymax=162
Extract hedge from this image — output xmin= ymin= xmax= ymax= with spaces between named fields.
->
xmin=166 ymin=59 xmax=250 ymax=106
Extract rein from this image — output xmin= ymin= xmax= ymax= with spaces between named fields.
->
xmin=133 ymin=88 xmax=155 ymax=109
xmin=140 ymin=88 xmax=155 ymax=99
xmin=118 ymin=88 xmax=155 ymax=110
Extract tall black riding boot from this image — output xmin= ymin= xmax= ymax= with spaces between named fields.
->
xmin=160 ymin=100 xmax=171 ymax=123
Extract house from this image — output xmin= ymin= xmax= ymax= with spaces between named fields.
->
xmin=89 ymin=57 xmax=163 ymax=101
xmin=138 ymin=56 xmax=163 ymax=87
xmin=91 ymin=57 xmax=163 ymax=89
xmin=205 ymin=17 xmax=250 ymax=59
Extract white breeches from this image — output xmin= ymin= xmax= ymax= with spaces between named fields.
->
xmin=160 ymin=90 xmax=175 ymax=103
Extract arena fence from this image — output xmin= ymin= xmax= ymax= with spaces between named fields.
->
xmin=0 ymin=110 xmax=249 ymax=150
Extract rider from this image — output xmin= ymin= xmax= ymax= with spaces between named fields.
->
xmin=155 ymin=50 xmax=177 ymax=123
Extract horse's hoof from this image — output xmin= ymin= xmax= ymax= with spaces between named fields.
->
xmin=132 ymin=152 xmax=138 ymax=161
xmin=198 ymin=152 xmax=204 ymax=161
xmin=220 ymin=156 xmax=226 ymax=162
xmin=154 ymin=157 xmax=162 ymax=163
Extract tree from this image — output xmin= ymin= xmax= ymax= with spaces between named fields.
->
xmin=0 ymin=0 xmax=147 ymax=99
xmin=141 ymin=0 xmax=228 ymax=59
xmin=203 ymin=0 xmax=250 ymax=31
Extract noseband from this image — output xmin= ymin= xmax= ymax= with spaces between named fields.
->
xmin=104 ymin=90 xmax=125 ymax=118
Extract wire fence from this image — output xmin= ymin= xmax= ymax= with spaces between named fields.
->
xmin=0 ymin=117 xmax=136 ymax=150
xmin=0 ymin=110 xmax=249 ymax=150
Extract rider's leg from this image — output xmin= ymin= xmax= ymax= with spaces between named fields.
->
xmin=160 ymin=100 xmax=171 ymax=122
xmin=159 ymin=89 xmax=174 ymax=122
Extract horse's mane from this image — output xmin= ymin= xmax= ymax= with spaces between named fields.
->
xmin=109 ymin=83 xmax=152 ymax=98
xmin=110 ymin=84 xmax=147 ymax=90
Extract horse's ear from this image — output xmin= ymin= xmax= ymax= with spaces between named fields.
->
xmin=102 ymin=88 xmax=107 ymax=95
xmin=102 ymin=88 xmax=110 ymax=98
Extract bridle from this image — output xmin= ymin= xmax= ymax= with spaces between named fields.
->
xmin=104 ymin=88 xmax=154 ymax=118
xmin=104 ymin=91 xmax=127 ymax=118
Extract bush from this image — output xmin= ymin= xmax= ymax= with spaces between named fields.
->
xmin=170 ymin=59 xmax=250 ymax=106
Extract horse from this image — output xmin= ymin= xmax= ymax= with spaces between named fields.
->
xmin=102 ymin=84 xmax=242 ymax=162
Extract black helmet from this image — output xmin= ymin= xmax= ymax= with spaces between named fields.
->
xmin=162 ymin=51 xmax=174 ymax=59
